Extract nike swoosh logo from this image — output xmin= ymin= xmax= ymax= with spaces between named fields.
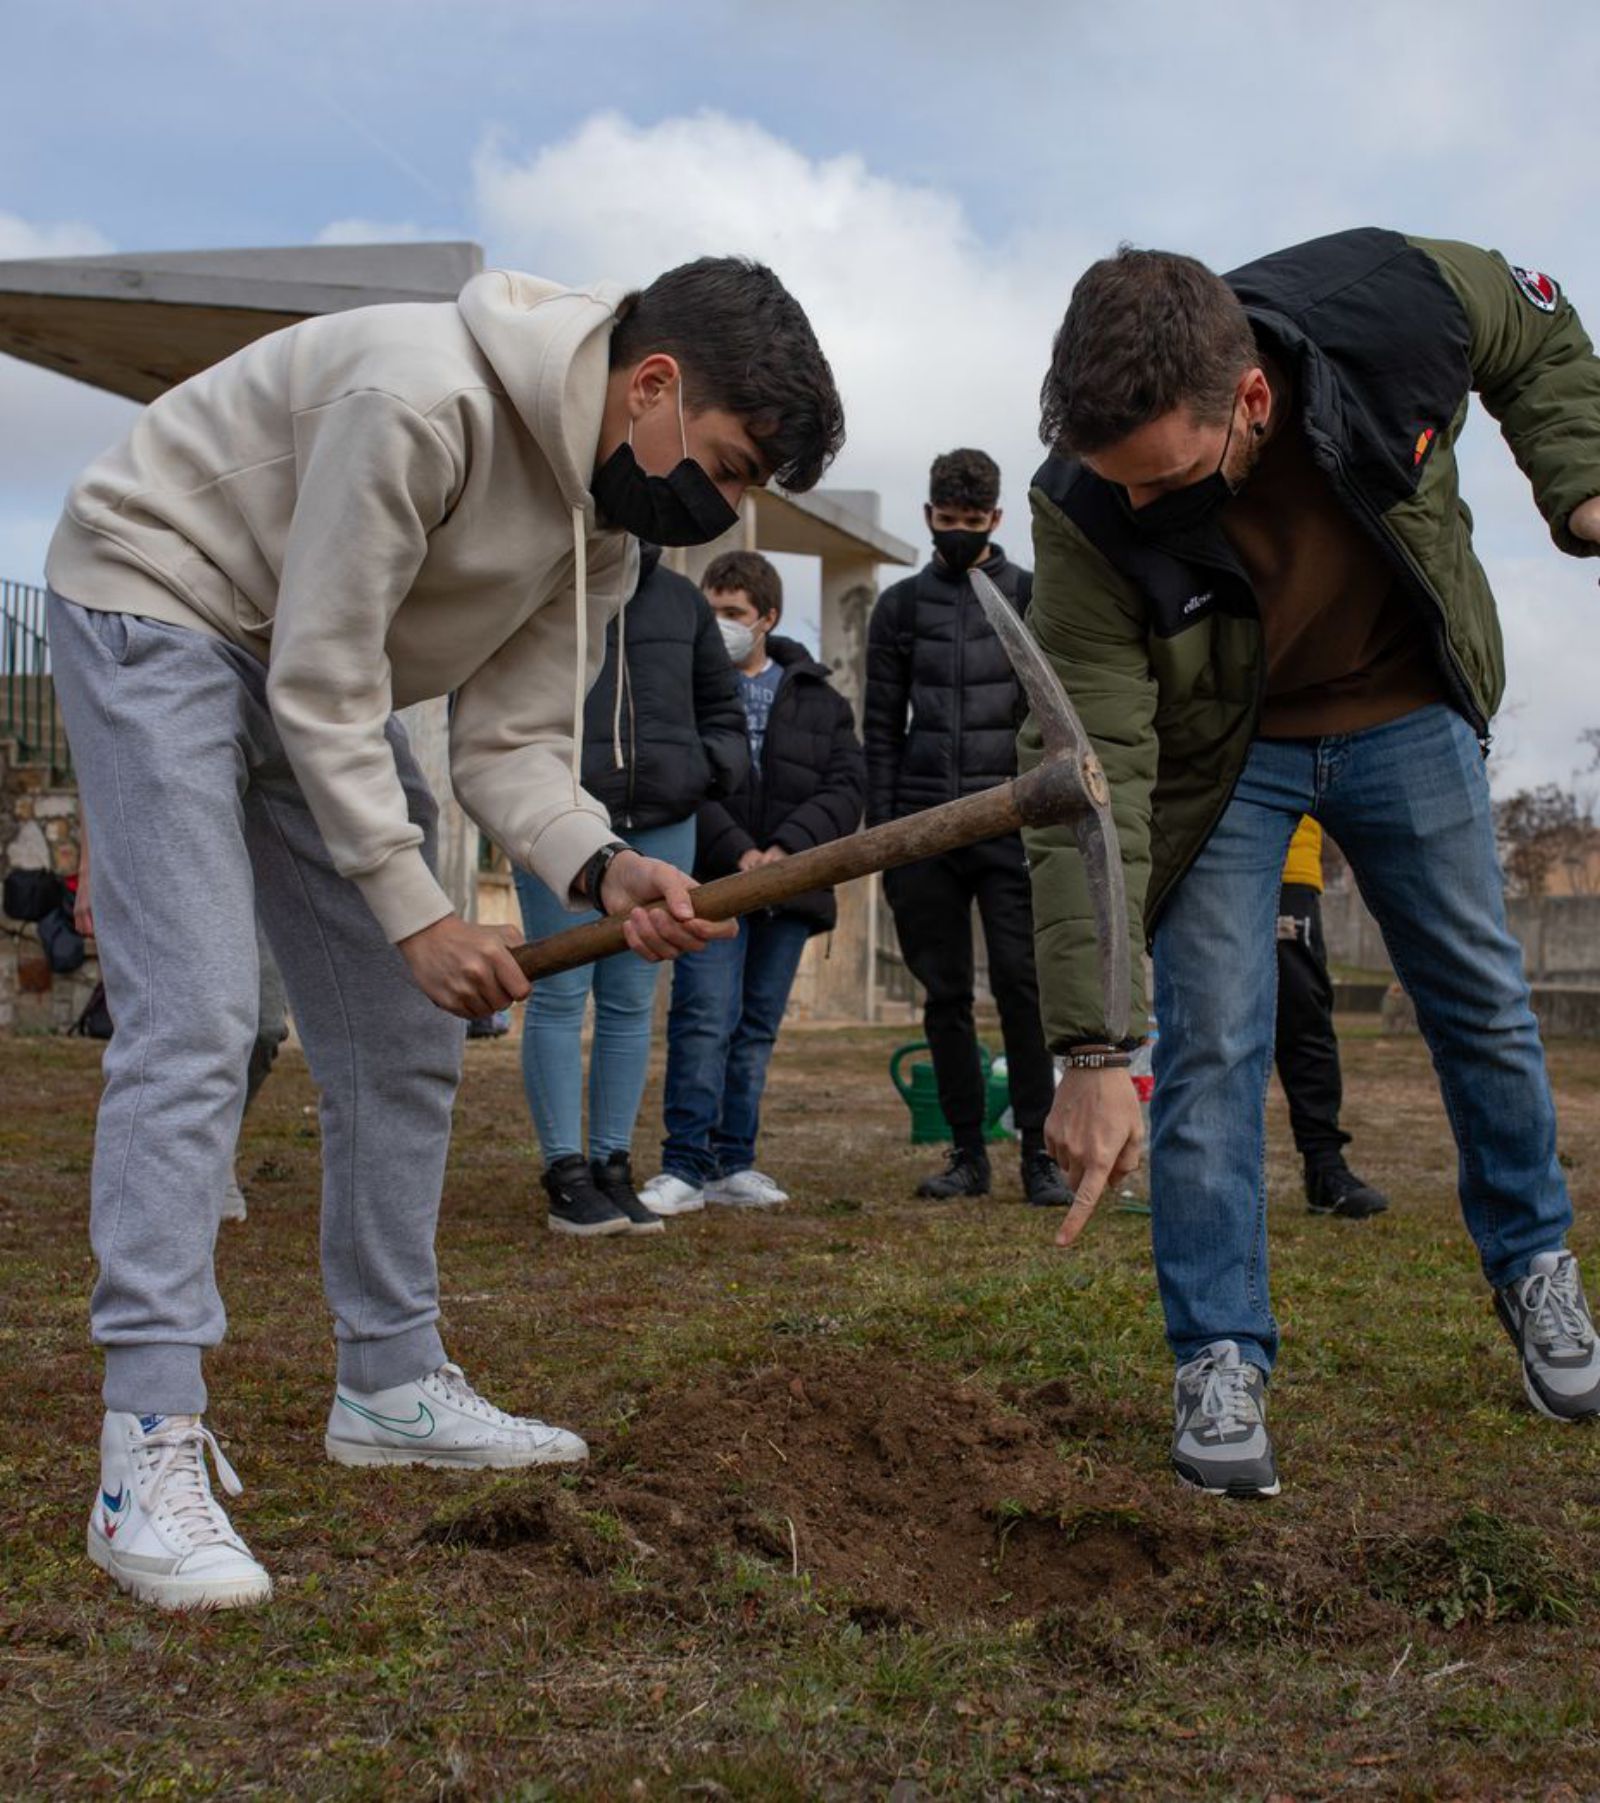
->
xmin=336 ymin=1396 xmax=436 ymax=1439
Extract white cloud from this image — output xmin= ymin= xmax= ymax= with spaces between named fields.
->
xmin=472 ymin=107 xmax=1600 ymax=792
xmin=0 ymin=212 xmax=113 ymax=260
xmin=473 ymin=111 xmax=1093 ymax=643
xmin=315 ymin=218 xmax=462 ymax=246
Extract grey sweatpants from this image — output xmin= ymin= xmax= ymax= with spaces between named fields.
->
xmin=49 ymin=595 xmax=465 ymax=1414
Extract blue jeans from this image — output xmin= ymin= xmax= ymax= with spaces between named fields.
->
xmin=661 ymin=911 xmax=812 ymax=1182
xmin=1151 ymin=705 xmax=1571 ymax=1375
xmin=514 ymin=816 xmax=695 ymax=1164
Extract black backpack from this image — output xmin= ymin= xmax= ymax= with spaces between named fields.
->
xmin=69 ymin=981 xmax=113 ymax=1040
xmin=3 ymin=867 xmax=63 ymax=923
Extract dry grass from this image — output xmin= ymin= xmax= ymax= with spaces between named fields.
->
xmin=4 ymin=1018 xmax=1600 ymax=1797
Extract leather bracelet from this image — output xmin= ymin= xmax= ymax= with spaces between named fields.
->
xmin=1064 ymin=1047 xmax=1134 ymax=1070
xmin=573 ymin=840 xmax=629 ymax=907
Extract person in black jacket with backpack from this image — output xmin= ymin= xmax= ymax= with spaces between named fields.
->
xmin=515 ymin=544 xmax=748 ymax=1238
xmin=640 ymin=551 xmax=864 ymax=1214
xmin=866 ymin=449 xmax=1068 ymax=1208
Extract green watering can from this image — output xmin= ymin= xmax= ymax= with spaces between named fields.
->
xmin=889 ymin=1041 xmax=1014 ymax=1145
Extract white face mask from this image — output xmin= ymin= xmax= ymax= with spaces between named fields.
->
xmin=718 ymin=617 xmax=758 ymax=662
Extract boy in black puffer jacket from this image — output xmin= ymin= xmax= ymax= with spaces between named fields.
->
xmin=516 ymin=545 xmax=749 ymax=1237
xmin=640 ymin=551 xmax=864 ymax=1213
xmin=866 ymin=449 xmax=1067 ymax=1208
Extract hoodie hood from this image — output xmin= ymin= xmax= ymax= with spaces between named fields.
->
xmin=456 ymin=270 xmax=629 ymax=512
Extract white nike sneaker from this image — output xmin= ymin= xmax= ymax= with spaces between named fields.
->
xmin=325 ymin=1362 xmax=588 ymax=1469
xmin=221 ymin=1172 xmax=248 ymax=1223
xmin=87 ymin=1412 xmax=272 ymax=1611
xmin=637 ymin=1172 xmax=706 ymax=1216
xmin=704 ymin=1169 xmax=789 ymax=1207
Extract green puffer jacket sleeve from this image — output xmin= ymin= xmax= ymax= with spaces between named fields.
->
xmin=1414 ymin=238 xmax=1600 ymax=556
xmin=1020 ymin=487 xmax=1159 ymax=1047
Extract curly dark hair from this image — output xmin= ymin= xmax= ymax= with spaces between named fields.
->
xmin=612 ymin=257 xmax=845 ymax=494
xmin=702 ymin=549 xmax=783 ymax=623
xmin=1039 ymin=247 xmax=1257 ymax=455
xmin=928 ymin=447 xmax=1000 ymax=512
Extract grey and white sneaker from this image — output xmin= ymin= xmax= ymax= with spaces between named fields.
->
xmin=1495 ymin=1250 xmax=1600 ymax=1422
xmin=1171 ymin=1341 xmax=1280 ymax=1498
xmin=704 ymin=1169 xmax=788 ymax=1207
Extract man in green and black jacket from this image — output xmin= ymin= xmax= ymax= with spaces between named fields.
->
xmin=1021 ymin=229 xmax=1600 ymax=1496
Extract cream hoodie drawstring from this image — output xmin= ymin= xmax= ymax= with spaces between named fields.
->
xmin=612 ymin=590 xmax=627 ymax=770
xmin=571 ymin=506 xmax=586 ymax=806
xmin=570 ymin=504 xmax=630 ymax=804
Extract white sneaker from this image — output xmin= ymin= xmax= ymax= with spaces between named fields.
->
xmin=637 ymin=1172 xmax=706 ymax=1216
xmin=221 ymin=1172 xmax=248 ymax=1223
xmin=87 ymin=1412 xmax=272 ymax=1611
xmin=704 ymin=1169 xmax=789 ymax=1207
xmin=325 ymin=1362 xmax=588 ymax=1469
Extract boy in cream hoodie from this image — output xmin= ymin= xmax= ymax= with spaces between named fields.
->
xmin=49 ymin=256 xmax=844 ymax=1610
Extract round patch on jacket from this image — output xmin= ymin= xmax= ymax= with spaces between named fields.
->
xmin=1511 ymin=265 xmax=1560 ymax=312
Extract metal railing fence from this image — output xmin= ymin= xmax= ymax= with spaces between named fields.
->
xmin=0 ymin=579 xmax=69 ymax=774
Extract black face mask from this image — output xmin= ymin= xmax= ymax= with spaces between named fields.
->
xmin=1121 ymin=400 xmax=1250 ymax=538
xmin=591 ymin=390 xmax=742 ymax=546
xmin=1121 ymin=469 xmax=1235 ymax=537
xmin=931 ymin=527 xmax=990 ymax=574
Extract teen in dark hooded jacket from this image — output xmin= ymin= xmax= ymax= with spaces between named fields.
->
xmin=515 ymin=546 xmax=748 ymax=1238
xmin=639 ymin=551 xmax=864 ymax=1214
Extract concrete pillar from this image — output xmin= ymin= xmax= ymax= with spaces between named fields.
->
xmin=795 ymin=548 xmax=882 ymax=1020
xmin=395 ymin=697 xmax=479 ymax=920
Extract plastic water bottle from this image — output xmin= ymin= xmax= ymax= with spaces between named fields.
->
xmin=1120 ymin=1019 xmax=1158 ymax=1204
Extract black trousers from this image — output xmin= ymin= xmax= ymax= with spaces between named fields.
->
xmin=1274 ymin=883 xmax=1349 ymax=1167
xmin=883 ymin=836 xmax=1056 ymax=1144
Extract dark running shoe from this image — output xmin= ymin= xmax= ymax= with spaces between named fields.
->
xmin=590 ymin=1152 xmax=665 ymax=1237
xmin=542 ymin=1155 xmax=630 ymax=1238
xmin=1171 ymin=1341 xmax=1280 ymax=1498
xmin=1495 ymin=1250 xmax=1600 ymax=1422
xmin=1022 ymin=1150 xmax=1071 ymax=1208
xmin=916 ymin=1147 xmax=991 ymax=1200
xmin=1305 ymin=1160 xmax=1389 ymax=1219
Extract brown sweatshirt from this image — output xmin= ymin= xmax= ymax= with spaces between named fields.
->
xmin=1221 ymin=413 xmax=1444 ymax=737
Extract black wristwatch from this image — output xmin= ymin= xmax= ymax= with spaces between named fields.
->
xmin=573 ymin=840 xmax=630 ymax=907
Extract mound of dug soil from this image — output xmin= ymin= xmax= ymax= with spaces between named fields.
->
xmin=425 ymin=1349 xmax=1188 ymax=1626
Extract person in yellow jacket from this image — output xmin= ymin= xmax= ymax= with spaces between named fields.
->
xmin=1276 ymin=818 xmax=1389 ymax=1218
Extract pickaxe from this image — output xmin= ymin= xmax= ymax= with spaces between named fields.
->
xmin=511 ymin=567 xmax=1130 ymax=1043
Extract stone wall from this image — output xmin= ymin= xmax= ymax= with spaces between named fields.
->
xmin=0 ymin=737 xmax=97 ymax=1033
xmin=1322 ymin=883 xmax=1600 ymax=986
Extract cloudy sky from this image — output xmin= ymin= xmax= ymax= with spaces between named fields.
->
xmin=4 ymin=0 xmax=1599 ymax=791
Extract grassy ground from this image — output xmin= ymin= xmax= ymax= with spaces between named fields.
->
xmin=3 ymin=1018 xmax=1600 ymax=1799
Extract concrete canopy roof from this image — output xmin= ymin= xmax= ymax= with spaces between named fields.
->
xmin=751 ymin=486 xmax=916 ymax=567
xmin=0 ymin=241 xmax=483 ymax=402
xmin=0 ymin=239 xmax=916 ymax=567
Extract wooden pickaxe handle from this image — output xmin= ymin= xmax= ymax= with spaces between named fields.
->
xmin=512 ymin=752 xmax=1095 ymax=982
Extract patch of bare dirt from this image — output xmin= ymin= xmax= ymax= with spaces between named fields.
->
xmin=425 ymin=1348 xmax=1194 ymax=1625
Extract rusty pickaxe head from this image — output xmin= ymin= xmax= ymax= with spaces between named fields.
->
xmin=967 ymin=567 xmax=1130 ymax=1043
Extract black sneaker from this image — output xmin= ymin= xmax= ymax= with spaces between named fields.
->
xmin=916 ymin=1147 xmax=991 ymax=1200
xmin=1022 ymin=1149 xmax=1071 ymax=1208
xmin=542 ymin=1155 xmax=630 ymax=1238
xmin=1304 ymin=1160 xmax=1389 ymax=1219
xmin=1494 ymin=1250 xmax=1600 ymax=1422
xmin=590 ymin=1152 xmax=665 ymax=1237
